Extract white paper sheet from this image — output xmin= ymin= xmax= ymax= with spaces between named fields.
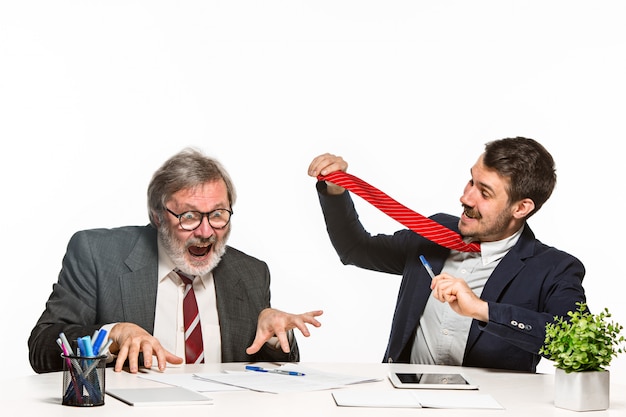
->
xmin=332 ymin=389 xmax=504 ymax=409
xmin=193 ymin=364 xmax=380 ymax=394
xmin=139 ymin=372 xmax=245 ymax=392
xmin=332 ymin=390 xmax=423 ymax=408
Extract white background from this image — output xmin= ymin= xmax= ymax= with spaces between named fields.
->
xmin=1 ymin=1 xmax=625 ymax=379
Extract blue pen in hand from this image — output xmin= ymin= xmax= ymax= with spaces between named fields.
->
xmin=419 ymin=255 xmax=436 ymax=279
xmin=245 ymin=365 xmax=305 ymax=376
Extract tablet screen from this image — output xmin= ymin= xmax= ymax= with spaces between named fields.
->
xmin=389 ymin=372 xmax=478 ymax=390
xmin=397 ymin=373 xmax=469 ymax=385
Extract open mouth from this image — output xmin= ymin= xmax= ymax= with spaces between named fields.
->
xmin=463 ymin=207 xmax=480 ymax=220
xmin=188 ymin=244 xmax=212 ymax=258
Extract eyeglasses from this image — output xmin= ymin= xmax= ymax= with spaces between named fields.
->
xmin=166 ymin=207 xmax=233 ymax=231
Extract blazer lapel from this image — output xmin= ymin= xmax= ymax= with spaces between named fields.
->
xmin=119 ymin=226 xmax=159 ymax=333
xmin=212 ymin=249 xmax=245 ymax=324
xmin=465 ymin=225 xmax=536 ymax=353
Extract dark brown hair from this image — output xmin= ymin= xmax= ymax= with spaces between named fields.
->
xmin=483 ymin=137 xmax=556 ymax=217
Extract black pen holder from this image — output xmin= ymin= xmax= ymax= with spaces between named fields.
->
xmin=61 ymin=354 xmax=107 ymax=406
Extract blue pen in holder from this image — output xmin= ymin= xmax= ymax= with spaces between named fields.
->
xmin=61 ymin=353 xmax=107 ymax=406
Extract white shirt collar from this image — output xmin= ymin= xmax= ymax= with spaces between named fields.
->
xmin=478 ymin=224 xmax=524 ymax=266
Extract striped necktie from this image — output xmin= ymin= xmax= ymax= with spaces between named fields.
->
xmin=176 ymin=271 xmax=205 ymax=364
xmin=318 ymin=171 xmax=480 ymax=253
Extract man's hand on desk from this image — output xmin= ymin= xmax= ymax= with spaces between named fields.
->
xmin=108 ymin=322 xmax=183 ymax=373
xmin=246 ymin=308 xmax=324 ymax=354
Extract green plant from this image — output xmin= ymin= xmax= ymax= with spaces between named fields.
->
xmin=540 ymin=302 xmax=625 ymax=373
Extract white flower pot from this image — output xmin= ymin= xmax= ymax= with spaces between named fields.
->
xmin=554 ymin=368 xmax=610 ymax=411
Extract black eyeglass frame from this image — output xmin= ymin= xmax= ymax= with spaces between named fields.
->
xmin=165 ymin=207 xmax=233 ymax=231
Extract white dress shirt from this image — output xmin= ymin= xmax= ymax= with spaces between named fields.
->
xmin=153 ymin=240 xmax=222 ymax=363
xmin=411 ymin=226 xmax=524 ymax=365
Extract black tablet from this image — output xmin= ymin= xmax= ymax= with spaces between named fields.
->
xmin=388 ymin=372 xmax=478 ymax=390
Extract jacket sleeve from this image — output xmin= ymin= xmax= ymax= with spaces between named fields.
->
xmin=215 ymin=248 xmax=301 ymax=362
xmin=28 ymin=231 xmax=103 ymax=373
xmin=477 ymin=250 xmax=586 ymax=355
xmin=315 ymin=181 xmax=414 ymax=275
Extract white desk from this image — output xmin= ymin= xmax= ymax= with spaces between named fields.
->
xmin=4 ymin=362 xmax=625 ymax=416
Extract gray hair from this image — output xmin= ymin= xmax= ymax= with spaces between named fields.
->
xmin=147 ymin=147 xmax=237 ymax=227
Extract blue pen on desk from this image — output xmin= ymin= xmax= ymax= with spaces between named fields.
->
xmin=419 ymin=255 xmax=436 ymax=279
xmin=245 ymin=365 xmax=305 ymax=376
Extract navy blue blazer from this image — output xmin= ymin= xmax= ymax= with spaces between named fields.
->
xmin=316 ymin=182 xmax=586 ymax=372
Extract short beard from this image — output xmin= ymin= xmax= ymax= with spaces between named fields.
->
xmin=158 ymin=223 xmax=229 ymax=277
xmin=461 ymin=206 xmax=511 ymax=241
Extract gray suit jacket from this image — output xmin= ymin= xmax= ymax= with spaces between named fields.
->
xmin=29 ymin=225 xmax=298 ymax=373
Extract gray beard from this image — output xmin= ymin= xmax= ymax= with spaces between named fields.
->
xmin=158 ymin=223 xmax=229 ymax=276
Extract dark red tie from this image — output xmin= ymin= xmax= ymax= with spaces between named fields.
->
xmin=318 ymin=171 xmax=480 ymax=253
xmin=176 ymin=271 xmax=205 ymax=364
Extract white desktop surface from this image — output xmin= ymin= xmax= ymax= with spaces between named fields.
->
xmin=4 ymin=362 xmax=625 ymax=416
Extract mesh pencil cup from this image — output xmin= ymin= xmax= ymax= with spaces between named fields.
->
xmin=61 ymin=354 xmax=107 ymax=406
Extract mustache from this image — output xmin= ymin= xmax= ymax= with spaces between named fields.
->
xmin=462 ymin=205 xmax=481 ymax=220
xmin=186 ymin=235 xmax=217 ymax=247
